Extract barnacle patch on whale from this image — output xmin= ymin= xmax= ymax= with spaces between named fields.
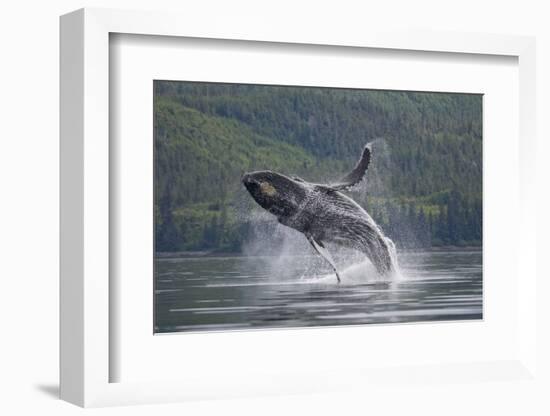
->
xmin=260 ymin=182 xmax=277 ymax=196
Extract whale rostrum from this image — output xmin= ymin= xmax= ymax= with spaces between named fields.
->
xmin=242 ymin=143 xmax=398 ymax=282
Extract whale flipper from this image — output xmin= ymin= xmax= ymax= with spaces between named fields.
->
xmin=331 ymin=143 xmax=371 ymax=191
xmin=307 ymin=236 xmax=341 ymax=283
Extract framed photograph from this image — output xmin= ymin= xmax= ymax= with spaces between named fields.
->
xmin=60 ymin=8 xmax=538 ymax=408
xmin=152 ymin=80 xmax=483 ymax=334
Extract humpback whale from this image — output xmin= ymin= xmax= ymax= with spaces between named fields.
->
xmin=242 ymin=143 xmax=398 ymax=282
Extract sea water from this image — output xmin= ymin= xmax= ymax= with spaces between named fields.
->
xmin=154 ymin=248 xmax=482 ymax=333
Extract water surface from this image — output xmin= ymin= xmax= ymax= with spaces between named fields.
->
xmin=155 ymin=249 xmax=482 ymax=333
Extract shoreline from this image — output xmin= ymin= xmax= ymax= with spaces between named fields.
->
xmin=155 ymin=245 xmax=482 ymax=259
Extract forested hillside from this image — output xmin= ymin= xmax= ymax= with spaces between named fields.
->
xmin=154 ymin=81 xmax=482 ymax=252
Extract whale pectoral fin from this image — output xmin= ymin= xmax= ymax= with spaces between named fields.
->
xmin=307 ymin=236 xmax=341 ymax=283
xmin=330 ymin=143 xmax=372 ymax=191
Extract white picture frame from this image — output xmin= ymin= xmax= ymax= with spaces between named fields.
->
xmin=60 ymin=7 xmax=538 ymax=408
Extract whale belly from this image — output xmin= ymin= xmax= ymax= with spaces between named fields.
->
xmin=311 ymin=198 xmax=396 ymax=275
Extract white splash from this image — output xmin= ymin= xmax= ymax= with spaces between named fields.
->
xmin=241 ymin=212 xmax=403 ymax=285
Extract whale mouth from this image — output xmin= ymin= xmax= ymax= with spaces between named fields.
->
xmin=241 ymin=173 xmax=257 ymax=186
xmin=242 ymin=173 xmax=260 ymax=194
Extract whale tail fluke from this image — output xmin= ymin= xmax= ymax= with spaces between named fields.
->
xmin=330 ymin=143 xmax=372 ymax=191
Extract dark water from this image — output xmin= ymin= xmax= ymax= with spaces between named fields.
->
xmin=154 ymin=249 xmax=482 ymax=333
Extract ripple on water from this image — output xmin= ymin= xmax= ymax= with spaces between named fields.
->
xmin=155 ymin=250 xmax=483 ymax=332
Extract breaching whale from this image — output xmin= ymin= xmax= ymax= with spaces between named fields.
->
xmin=242 ymin=143 xmax=398 ymax=282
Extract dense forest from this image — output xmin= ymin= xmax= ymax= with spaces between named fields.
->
xmin=154 ymin=81 xmax=482 ymax=252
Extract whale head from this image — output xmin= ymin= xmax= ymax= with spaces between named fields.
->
xmin=242 ymin=171 xmax=307 ymax=218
